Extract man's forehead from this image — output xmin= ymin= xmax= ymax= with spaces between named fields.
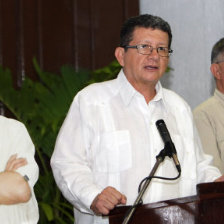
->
xmin=131 ymin=27 xmax=169 ymax=43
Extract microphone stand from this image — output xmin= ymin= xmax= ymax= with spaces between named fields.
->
xmin=121 ymin=147 xmax=171 ymax=224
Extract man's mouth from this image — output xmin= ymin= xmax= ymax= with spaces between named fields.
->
xmin=144 ymin=65 xmax=159 ymax=70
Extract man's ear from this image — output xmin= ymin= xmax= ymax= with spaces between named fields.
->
xmin=210 ymin=63 xmax=221 ymax=80
xmin=115 ymin=47 xmax=125 ymax=67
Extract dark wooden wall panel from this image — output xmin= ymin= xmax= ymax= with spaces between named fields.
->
xmin=40 ymin=0 xmax=76 ymax=72
xmin=75 ymin=0 xmax=94 ymax=69
xmin=22 ymin=0 xmax=40 ymax=79
xmin=91 ymin=0 xmax=124 ymax=69
xmin=0 ymin=0 xmax=139 ymax=116
xmin=0 ymin=1 xmax=18 ymax=83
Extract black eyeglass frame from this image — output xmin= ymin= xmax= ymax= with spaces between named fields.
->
xmin=123 ymin=44 xmax=173 ymax=57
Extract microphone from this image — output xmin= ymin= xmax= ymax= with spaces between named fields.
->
xmin=156 ymin=119 xmax=181 ymax=173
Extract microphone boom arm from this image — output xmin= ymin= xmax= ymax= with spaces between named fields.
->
xmin=122 ymin=149 xmax=167 ymax=224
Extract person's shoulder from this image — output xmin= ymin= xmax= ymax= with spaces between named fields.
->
xmin=82 ymin=78 xmax=116 ymax=92
xmin=77 ymin=78 xmax=118 ymax=101
xmin=0 ymin=115 xmax=25 ymax=130
xmin=193 ymin=96 xmax=215 ymax=116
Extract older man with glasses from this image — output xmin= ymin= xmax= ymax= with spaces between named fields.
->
xmin=194 ymin=38 xmax=224 ymax=174
xmin=51 ymin=14 xmax=224 ymax=224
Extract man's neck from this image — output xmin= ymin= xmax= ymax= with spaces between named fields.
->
xmin=216 ymin=81 xmax=224 ymax=94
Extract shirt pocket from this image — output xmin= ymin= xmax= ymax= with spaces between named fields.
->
xmin=95 ymin=130 xmax=132 ymax=173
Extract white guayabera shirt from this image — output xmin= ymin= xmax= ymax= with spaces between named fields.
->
xmin=0 ymin=116 xmax=39 ymax=224
xmin=51 ymin=69 xmax=221 ymax=224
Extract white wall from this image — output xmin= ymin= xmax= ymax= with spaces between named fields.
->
xmin=140 ymin=0 xmax=224 ymax=109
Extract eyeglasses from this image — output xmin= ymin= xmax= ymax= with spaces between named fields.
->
xmin=123 ymin=44 xmax=173 ymax=57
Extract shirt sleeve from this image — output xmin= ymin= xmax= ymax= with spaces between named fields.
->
xmin=51 ymin=95 xmax=103 ymax=214
xmin=193 ymin=110 xmax=224 ymax=174
xmin=12 ymin=122 xmax=39 ymax=188
xmin=193 ymin=121 xmax=222 ymax=182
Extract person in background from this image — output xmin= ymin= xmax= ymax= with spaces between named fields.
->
xmin=51 ymin=14 xmax=224 ymax=224
xmin=194 ymin=37 xmax=224 ymax=173
xmin=0 ymin=115 xmax=39 ymax=224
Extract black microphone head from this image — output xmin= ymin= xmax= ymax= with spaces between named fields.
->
xmin=156 ymin=119 xmax=165 ymax=128
xmin=156 ymin=119 xmax=171 ymax=143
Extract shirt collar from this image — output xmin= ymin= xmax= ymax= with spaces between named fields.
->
xmin=214 ymin=88 xmax=224 ymax=102
xmin=118 ymin=69 xmax=137 ymax=106
xmin=117 ymin=69 xmax=168 ymax=111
